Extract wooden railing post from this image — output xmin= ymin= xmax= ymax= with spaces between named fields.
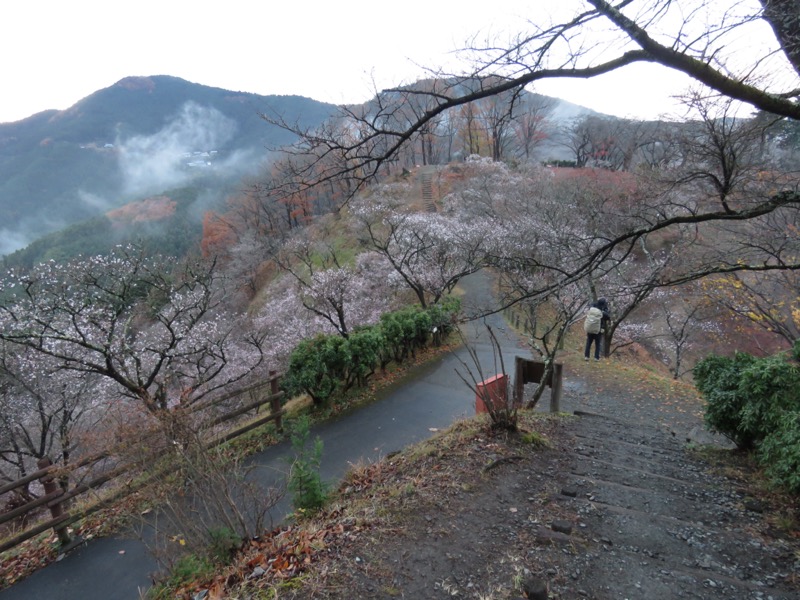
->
xmin=269 ymin=370 xmax=283 ymax=433
xmin=513 ymin=356 xmax=524 ymax=407
xmin=36 ymin=457 xmax=71 ymax=547
xmin=550 ymin=363 xmax=563 ymax=413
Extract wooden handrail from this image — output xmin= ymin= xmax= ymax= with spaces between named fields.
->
xmin=0 ymin=373 xmax=285 ymax=555
xmin=0 ymin=489 xmax=64 ymax=526
xmin=205 ymin=391 xmax=284 ymax=428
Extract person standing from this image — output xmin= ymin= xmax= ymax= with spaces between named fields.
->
xmin=584 ymin=298 xmax=610 ymax=361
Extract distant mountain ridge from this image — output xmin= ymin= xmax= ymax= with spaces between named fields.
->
xmin=0 ymin=76 xmax=336 ymax=254
xmin=0 ymin=75 xmax=602 ymax=257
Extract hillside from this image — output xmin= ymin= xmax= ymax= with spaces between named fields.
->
xmin=0 ymin=74 xmax=610 ymax=261
xmin=1 ymin=156 xmax=797 ymax=598
xmin=1 ymin=185 xmax=210 ymax=270
xmin=0 ymin=76 xmax=336 ymax=254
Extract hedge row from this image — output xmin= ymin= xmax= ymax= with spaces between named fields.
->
xmin=694 ymin=342 xmax=800 ymax=493
xmin=282 ymin=299 xmax=461 ymax=405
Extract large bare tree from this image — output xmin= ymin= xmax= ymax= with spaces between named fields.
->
xmin=262 ymin=0 xmax=800 ymax=303
xmin=267 ymin=1 xmax=800 ymax=185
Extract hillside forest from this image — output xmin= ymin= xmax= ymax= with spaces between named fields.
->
xmin=2 ymin=83 xmax=798 ymax=508
xmin=2 ymin=0 xmax=800 ymax=586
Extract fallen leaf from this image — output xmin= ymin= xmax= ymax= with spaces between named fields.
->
xmin=208 ymin=581 xmax=225 ymax=600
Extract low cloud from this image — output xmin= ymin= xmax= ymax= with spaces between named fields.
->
xmin=118 ymin=102 xmax=240 ymax=197
xmin=0 ymin=228 xmax=35 ymax=256
xmin=78 ymin=190 xmax=117 ymax=213
xmin=1 ymin=103 xmax=269 ymax=257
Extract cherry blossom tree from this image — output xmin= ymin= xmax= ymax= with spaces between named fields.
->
xmin=439 ymin=161 xmax=578 ymax=378
xmin=253 ymin=277 xmax=328 ymax=374
xmin=508 ymin=274 xmax=588 ymax=406
xmin=276 ymin=236 xmax=354 ymax=337
xmin=0 ymin=246 xmax=268 ymax=428
xmin=275 ymin=230 xmax=399 ymax=338
xmin=657 ymin=295 xmax=713 ymax=379
xmin=351 ymin=185 xmax=492 ymax=308
xmin=443 ymin=157 xmax=701 ymax=368
xmin=0 ymin=344 xmax=103 ymax=502
xmin=256 ymin=246 xmax=399 ymax=379
xmin=595 ymin=230 xmax=689 ymax=357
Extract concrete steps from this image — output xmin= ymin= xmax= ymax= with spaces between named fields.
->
xmin=547 ymin=412 xmax=797 ymax=599
xmin=420 ymin=171 xmax=436 ymax=212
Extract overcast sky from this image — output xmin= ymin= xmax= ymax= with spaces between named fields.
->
xmin=0 ymin=1 xmax=769 ymax=124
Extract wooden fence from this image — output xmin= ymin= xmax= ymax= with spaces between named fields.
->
xmin=0 ymin=373 xmax=284 ymax=554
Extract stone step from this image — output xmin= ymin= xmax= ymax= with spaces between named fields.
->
xmin=541 ymin=411 xmax=798 ymax=598
xmin=420 ymin=172 xmax=436 ymax=212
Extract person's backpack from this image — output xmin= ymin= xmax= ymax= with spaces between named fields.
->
xmin=584 ymin=307 xmax=603 ymax=334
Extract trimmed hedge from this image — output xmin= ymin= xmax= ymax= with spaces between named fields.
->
xmin=283 ymin=299 xmax=460 ymax=404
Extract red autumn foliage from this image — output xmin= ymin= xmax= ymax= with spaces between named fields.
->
xmin=106 ymin=196 xmax=177 ymax=227
xmin=200 ymin=211 xmax=237 ymax=257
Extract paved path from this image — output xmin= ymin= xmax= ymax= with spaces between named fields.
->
xmin=0 ymin=272 xmax=531 ymax=600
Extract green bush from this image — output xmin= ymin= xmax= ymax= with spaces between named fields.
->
xmin=695 ymin=350 xmax=800 ymax=492
xmin=317 ymin=335 xmax=350 ymax=389
xmin=412 ymin=309 xmax=433 ymax=347
xmin=393 ymin=308 xmax=420 ymax=358
xmin=377 ymin=311 xmax=401 ymax=363
xmin=738 ymin=354 xmax=800 ymax=443
xmin=283 ymin=335 xmax=348 ymax=404
xmin=759 ymin=411 xmax=800 ymax=493
xmin=283 ymin=336 xmax=337 ymax=404
xmin=792 ymin=339 xmax=800 ymax=362
xmin=346 ymin=326 xmax=384 ymax=386
xmin=207 ymin=526 xmax=241 ymax=564
xmin=694 ymin=352 xmax=758 ymax=448
xmin=284 ymin=300 xmax=460 ymax=404
xmin=428 ymin=297 xmax=461 ymax=345
xmin=379 ymin=308 xmax=418 ymax=362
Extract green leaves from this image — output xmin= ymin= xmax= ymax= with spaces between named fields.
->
xmin=759 ymin=411 xmax=800 ymax=493
xmin=694 ymin=352 xmax=758 ymax=448
xmin=283 ymin=302 xmax=460 ymax=405
xmin=695 ymin=349 xmax=800 ymax=492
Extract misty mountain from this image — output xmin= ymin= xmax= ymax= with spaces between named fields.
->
xmin=0 ymin=75 xmax=605 ymax=260
xmin=2 ymin=183 xmax=217 ymax=271
xmin=0 ymin=76 xmax=336 ymax=254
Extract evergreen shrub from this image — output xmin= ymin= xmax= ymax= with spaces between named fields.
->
xmin=694 ymin=350 xmax=800 ymax=493
xmin=284 ymin=301 xmax=461 ymax=404
xmin=694 ymin=352 xmax=758 ymax=448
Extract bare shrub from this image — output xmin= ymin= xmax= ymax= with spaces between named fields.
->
xmin=134 ymin=426 xmax=284 ymax=572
